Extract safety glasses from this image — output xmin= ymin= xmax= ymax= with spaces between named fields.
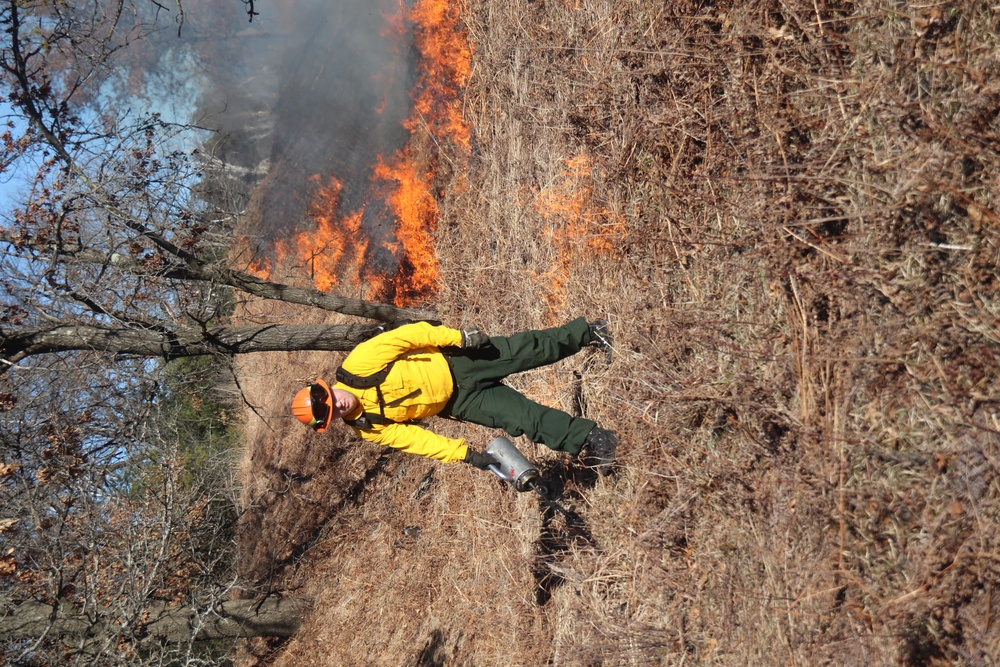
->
xmin=309 ymin=382 xmax=331 ymax=427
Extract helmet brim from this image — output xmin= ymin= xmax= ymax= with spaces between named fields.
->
xmin=311 ymin=378 xmax=334 ymax=433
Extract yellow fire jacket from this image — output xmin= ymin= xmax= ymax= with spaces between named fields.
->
xmin=333 ymin=321 xmax=469 ymax=463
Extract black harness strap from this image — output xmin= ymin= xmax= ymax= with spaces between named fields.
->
xmin=336 ymin=361 xmax=423 ymax=430
xmin=336 ymin=362 xmax=395 ymax=389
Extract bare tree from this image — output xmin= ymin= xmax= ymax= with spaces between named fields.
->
xmin=0 ymin=359 xmax=310 ymax=665
xmin=0 ymin=1 xmax=431 ymax=661
xmin=0 ymin=0 xmax=433 ymax=374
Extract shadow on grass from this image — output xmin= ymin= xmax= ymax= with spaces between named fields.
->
xmin=530 ymin=460 xmax=599 ymax=605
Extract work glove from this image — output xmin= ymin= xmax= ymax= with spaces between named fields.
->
xmin=461 ymin=328 xmax=490 ymax=349
xmin=463 ymin=448 xmax=499 ymax=470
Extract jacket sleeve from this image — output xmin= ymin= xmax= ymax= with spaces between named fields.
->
xmin=342 ymin=322 xmax=463 ymax=376
xmin=363 ymin=423 xmax=469 ymax=463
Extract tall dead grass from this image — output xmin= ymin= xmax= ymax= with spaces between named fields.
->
xmin=234 ymin=0 xmax=1000 ymax=665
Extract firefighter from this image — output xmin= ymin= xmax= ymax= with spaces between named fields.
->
xmin=290 ymin=318 xmax=617 ymax=475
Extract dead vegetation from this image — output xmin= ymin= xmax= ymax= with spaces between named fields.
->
xmin=233 ymin=0 xmax=1000 ymax=664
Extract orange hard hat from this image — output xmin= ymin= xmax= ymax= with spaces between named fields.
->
xmin=291 ymin=378 xmax=334 ymax=433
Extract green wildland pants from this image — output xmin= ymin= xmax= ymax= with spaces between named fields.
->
xmin=442 ymin=317 xmax=596 ymax=454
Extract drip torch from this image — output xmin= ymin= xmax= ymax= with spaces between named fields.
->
xmin=485 ymin=436 xmax=550 ymax=499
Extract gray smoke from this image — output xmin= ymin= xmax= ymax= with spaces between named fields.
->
xmin=165 ymin=0 xmax=419 ymax=258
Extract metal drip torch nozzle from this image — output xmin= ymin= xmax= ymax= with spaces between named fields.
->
xmin=484 ymin=436 xmax=550 ymax=499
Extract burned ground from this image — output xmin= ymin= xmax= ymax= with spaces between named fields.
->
xmin=233 ymin=1 xmax=1000 ymax=665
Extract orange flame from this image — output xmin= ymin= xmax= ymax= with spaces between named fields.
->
xmin=263 ymin=176 xmax=369 ymax=292
xmin=532 ymin=152 xmax=626 ymax=319
xmin=406 ymin=0 xmax=472 ymax=151
xmin=246 ymin=252 xmax=273 ymax=280
xmin=374 ymin=149 xmax=441 ymax=303
xmin=266 ymin=0 xmax=472 ymax=305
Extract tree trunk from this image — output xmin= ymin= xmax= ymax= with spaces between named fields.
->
xmin=0 ymin=598 xmax=311 ymax=643
xmin=0 ymin=230 xmax=438 ymax=325
xmin=2 ymin=322 xmax=391 ymax=364
xmin=144 ymin=598 xmax=311 ymax=642
xmin=218 ymin=267 xmax=437 ymax=323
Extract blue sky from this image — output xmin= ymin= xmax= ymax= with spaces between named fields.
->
xmin=0 ymin=100 xmax=30 ymax=214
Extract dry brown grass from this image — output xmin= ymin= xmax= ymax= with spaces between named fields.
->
xmin=233 ymin=0 xmax=1000 ymax=665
